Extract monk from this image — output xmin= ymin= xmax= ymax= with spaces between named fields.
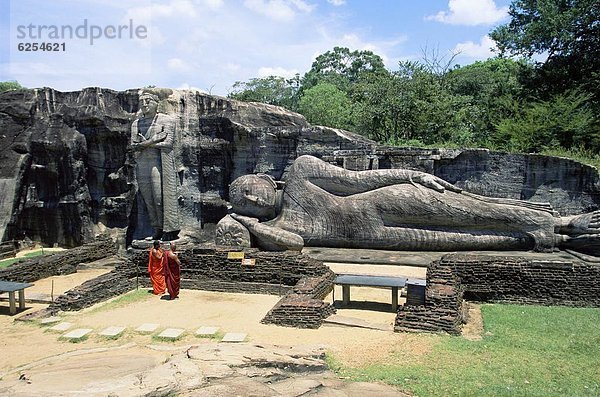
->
xmin=163 ymin=242 xmax=181 ymax=300
xmin=148 ymin=240 xmax=166 ymax=294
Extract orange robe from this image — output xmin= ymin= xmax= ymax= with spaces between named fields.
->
xmin=163 ymin=250 xmax=180 ymax=299
xmin=148 ymin=248 xmax=166 ymax=294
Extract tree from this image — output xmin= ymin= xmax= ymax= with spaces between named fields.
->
xmin=297 ymin=83 xmax=354 ymax=130
xmin=490 ymin=0 xmax=600 ymax=97
xmin=301 ymin=47 xmax=387 ymax=93
xmin=228 ymin=75 xmax=300 ymax=111
xmin=494 ymin=90 xmax=597 ymax=153
xmin=446 ymin=58 xmax=532 ymax=145
xmin=0 ymin=81 xmax=24 ymax=93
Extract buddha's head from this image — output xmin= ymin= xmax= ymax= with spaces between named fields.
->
xmin=139 ymin=92 xmax=159 ymax=117
xmin=229 ymin=174 xmax=279 ymax=220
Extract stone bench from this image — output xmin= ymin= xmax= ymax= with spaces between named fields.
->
xmin=0 ymin=280 xmax=34 ymax=314
xmin=333 ymin=274 xmax=415 ymax=311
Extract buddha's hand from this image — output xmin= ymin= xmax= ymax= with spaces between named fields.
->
xmin=230 ymin=214 xmax=259 ymax=229
xmin=154 ymin=132 xmax=167 ymax=142
xmin=413 ymin=173 xmax=462 ymax=193
xmin=131 ymin=142 xmax=144 ymax=151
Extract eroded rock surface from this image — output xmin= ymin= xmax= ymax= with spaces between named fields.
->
xmin=0 ymin=343 xmax=409 ymax=397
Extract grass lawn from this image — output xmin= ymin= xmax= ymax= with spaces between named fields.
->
xmin=329 ymin=304 xmax=600 ymax=397
xmin=87 ymin=288 xmax=153 ymax=314
xmin=0 ymin=250 xmax=46 ymax=269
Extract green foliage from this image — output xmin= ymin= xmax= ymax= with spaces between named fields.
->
xmin=228 ymin=44 xmax=598 ymax=168
xmin=490 ymin=0 xmax=600 ymax=100
xmin=491 ymin=0 xmax=599 ymax=60
xmin=0 ymin=81 xmax=24 ymax=93
xmin=228 ymin=75 xmax=300 ymax=111
xmin=298 ymin=82 xmax=354 ymax=130
xmin=301 ymin=46 xmax=386 ymax=92
xmin=331 ymin=304 xmax=600 ymax=397
xmin=494 ymin=90 xmax=598 ymax=153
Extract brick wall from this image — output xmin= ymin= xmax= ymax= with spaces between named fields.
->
xmin=395 ymin=254 xmax=600 ymax=335
xmin=0 ymin=238 xmax=115 ymax=283
xmin=49 ymin=245 xmax=335 ymax=328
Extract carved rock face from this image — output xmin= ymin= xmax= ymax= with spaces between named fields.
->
xmin=229 ymin=175 xmax=277 ymax=220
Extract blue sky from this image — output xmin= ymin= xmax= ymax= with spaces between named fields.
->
xmin=1 ymin=0 xmax=512 ymax=95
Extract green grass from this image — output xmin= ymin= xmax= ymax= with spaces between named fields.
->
xmin=0 ymin=250 xmax=46 ymax=268
xmin=195 ymin=329 xmax=225 ymax=340
xmin=331 ymin=304 xmax=600 ymax=397
xmin=87 ymin=288 xmax=153 ymax=314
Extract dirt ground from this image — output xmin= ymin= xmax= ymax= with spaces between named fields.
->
xmin=0 ymin=261 xmax=465 ymax=381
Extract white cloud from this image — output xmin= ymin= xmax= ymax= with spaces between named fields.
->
xmin=125 ymin=0 xmax=197 ymax=23
xmin=426 ymin=0 xmax=508 ymax=26
xmin=202 ymin=0 xmax=224 ymax=9
xmin=453 ymin=35 xmax=497 ymax=59
xmin=257 ymin=66 xmax=299 ymax=78
xmin=327 ymin=0 xmax=346 ymax=6
xmin=167 ymin=57 xmax=193 ymax=72
xmin=243 ymin=0 xmax=314 ymax=22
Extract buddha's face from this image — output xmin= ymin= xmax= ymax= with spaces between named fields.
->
xmin=230 ymin=175 xmax=278 ymax=220
xmin=140 ymin=94 xmax=158 ymax=117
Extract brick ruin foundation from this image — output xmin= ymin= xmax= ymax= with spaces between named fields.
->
xmin=3 ymin=240 xmax=598 ymax=334
xmin=0 ymin=239 xmax=115 ymax=283
xmin=2 ymin=243 xmax=336 ymax=329
xmin=395 ymin=253 xmax=600 ymax=335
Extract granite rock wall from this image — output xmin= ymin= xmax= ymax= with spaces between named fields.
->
xmin=1 ymin=88 xmax=598 ymax=247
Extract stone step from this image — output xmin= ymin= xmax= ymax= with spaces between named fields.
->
xmin=61 ymin=328 xmax=93 ymax=341
xmin=48 ymin=322 xmax=73 ymax=332
xmin=221 ymin=332 xmax=247 ymax=343
xmin=195 ymin=326 xmax=220 ymax=337
xmin=157 ymin=328 xmax=185 ymax=340
xmin=40 ymin=316 xmax=62 ymax=325
xmin=135 ymin=323 xmax=160 ymax=333
xmin=99 ymin=326 xmax=126 ymax=337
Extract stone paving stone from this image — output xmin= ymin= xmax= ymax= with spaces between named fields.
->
xmin=195 ymin=326 xmax=219 ymax=337
xmin=48 ymin=322 xmax=73 ymax=332
xmin=62 ymin=328 xmax=93 ymax=340
xmin=40 ymin=316 xmax=62 ymax=325
xmin=135 ymin=323 xmax=159 ymax=333
xmin=157 ymin=328 xmax=184 ymax=339
xmin=221 ymin=332 xmax=247 ymax=342
xmin=99 ymin=326 xmax=126 ymax=337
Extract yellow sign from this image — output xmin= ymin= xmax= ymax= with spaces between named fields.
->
xmin=227 ymin=251 xmax=245 ymax=260
xmin=242 ymin=258 xmax=256 ymax=266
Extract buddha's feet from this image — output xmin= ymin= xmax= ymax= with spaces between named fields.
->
xmin=560 ymin=210 xmax=600 ymax=236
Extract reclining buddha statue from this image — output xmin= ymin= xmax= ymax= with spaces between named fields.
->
xmin=216 ymin=155 xmax=599 ymax=255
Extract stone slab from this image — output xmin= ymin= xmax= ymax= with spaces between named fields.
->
xmin=157 ymin=328 xmax=184 ymax=339
xmin=99 ymin=326 xmax=126 ymax=337
xmin=49 ymin=322 xmax=73 ymax=332
xmin=303 ymin=247 xmax=584 ymax=266
xmin=40 ymin=316 xmax=62 ymax=325
xmin=323 ymin=315 xmax=392 ymax=331
xmin=195 ymin=326 xmax=219 ymax=337
xmin=221 ymin=332 xmax=247 ymax=343
xmin=62 ymin=328 xmax=93 ymax=340
xmin=135 ymin=323 xmax=159 ymax=333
